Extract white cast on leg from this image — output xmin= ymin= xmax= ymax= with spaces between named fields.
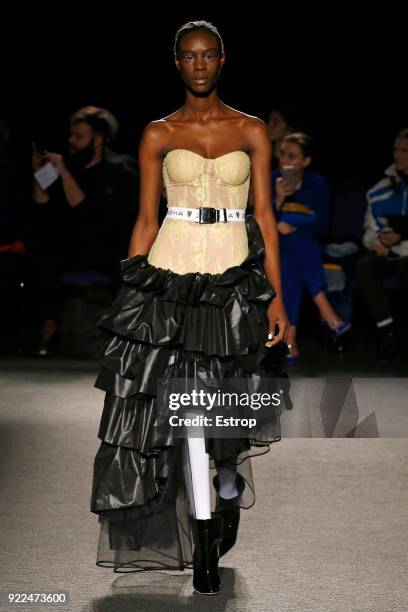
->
xmin=183 ymin=410 xmax=211 ymax=520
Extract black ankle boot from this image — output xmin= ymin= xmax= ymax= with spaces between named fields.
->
xmin=213 ymin=473 xmax=245 ymax=557
xmin=191 ymin=513 xmax=223 ymax=595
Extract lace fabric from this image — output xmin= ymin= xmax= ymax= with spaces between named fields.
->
xmin=147 ymin=149 xmax=251 ymax=274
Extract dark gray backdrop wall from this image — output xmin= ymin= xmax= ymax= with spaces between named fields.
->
xmin=1 ymin=8 xmax=406 ymax=184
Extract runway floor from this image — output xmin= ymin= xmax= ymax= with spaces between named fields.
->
xmin=1 ymin=338 xmax=407 ymax=611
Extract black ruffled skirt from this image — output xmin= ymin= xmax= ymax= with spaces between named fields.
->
xmin=90 ymin=215 xmax=289 ymax=573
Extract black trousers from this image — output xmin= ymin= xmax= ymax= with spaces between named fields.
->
xmin=355 ymin=252 xmax=408 ymax=324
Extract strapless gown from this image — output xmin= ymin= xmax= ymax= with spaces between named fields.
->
xmin=90 ymin=149 xmax=288 ymax=573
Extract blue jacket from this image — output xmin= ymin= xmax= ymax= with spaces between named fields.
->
xmin=363 ymin=164 xmax=408 ymax=257
xmin=271 ymin=170 xmax=330 ymax=237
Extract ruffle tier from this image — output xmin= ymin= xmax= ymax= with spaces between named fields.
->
xmin=90 ymin=215 xmax=289 ymax=572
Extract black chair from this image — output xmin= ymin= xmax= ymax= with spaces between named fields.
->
xmin=58 ymin=269 xmax=114 ymax=357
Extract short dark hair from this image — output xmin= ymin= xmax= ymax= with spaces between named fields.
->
xmin=267 ymin=106 xmax=304 ymax=133
xmin=396 ymin=128 xmax=408 ymax=140
xmin=174 ymin=20 xmax=224 ymax=57
xmin=282 ymin=132 xmax=314 ymax=158
xmin=69 ymin=106 xmax=119 ymax=145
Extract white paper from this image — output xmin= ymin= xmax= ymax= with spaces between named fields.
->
xmin=34 ymin=162 xmax=60 ymax=190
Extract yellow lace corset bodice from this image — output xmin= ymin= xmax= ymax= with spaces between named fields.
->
xmin=147 ymin=149 xmax=251 ymax=274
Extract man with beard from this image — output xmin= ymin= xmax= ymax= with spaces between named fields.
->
xmin=29 ymin=106 xmax=139 ymax=354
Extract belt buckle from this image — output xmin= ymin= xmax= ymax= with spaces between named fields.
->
xmin=198 ymin=207 xmax=229 ymax=223
xmin=199 ymin=207 xmax=216 ymax=224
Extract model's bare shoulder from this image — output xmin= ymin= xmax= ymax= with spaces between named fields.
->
xmin=222 ymin=106 xmax=269 ymax=141
xmin=241 ymin=116 xmax=270 ymax=152
xmin=242 ymin=114 xmax=268 ymax=134
xmin=222 ymin=104 xmax=265 ymax=124
xmin=139 ymin=119 xmax=172 ymax=157
xmin=160 ymin=107 xmax=184 ymax=122
xmin=141 ymin=119 xmax=168 ymax=143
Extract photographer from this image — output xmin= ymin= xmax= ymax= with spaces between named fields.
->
xmin=29 ymin=106 xmax=139 ymax=353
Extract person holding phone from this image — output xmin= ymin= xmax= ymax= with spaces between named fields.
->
xmin=356 ymin=127 xmax=408 ymax=362
xmin=29 ymin=107 xmax=140 ymax=355
xmin=271 ymin=132 xmax=351 ymax=363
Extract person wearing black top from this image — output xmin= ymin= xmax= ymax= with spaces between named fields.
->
xmin=30 ymin=106 xmax=139 ymax=352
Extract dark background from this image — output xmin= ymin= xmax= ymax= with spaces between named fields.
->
xmin=1 ymin=9 xmax=406 ymax=185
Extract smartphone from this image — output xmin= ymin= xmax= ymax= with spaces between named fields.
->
xmin=281 ymin=165 xmax=297 ymax=193
xmin=31 ymin=141 xmax=46 ymax=156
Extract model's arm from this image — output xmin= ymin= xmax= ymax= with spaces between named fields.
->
xmin=127 ymin=123 xmax=164 ymax=257
xmin=246 ymin=118 xmax=288 ymax=347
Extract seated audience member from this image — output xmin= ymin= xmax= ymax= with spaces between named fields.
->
xmin=356 ymin=127 xmax=408 ymax=361
xmin=30 ymin=106 xmax=139 ymax=353
xmin=271 ymin=132 xmax=351 ymax=363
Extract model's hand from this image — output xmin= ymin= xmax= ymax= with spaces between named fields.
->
xmin=265 ymin=297 xmax=288 ymax=347
xmin=372 ymin=238 xmax=390 ymax=256
xmin=43 ymin=151 xmax=65 ymax=172
xmin=277 ymin=221 xmax=297 ymax=235
xmin=379 ymin=231 xmax=401 ymax=247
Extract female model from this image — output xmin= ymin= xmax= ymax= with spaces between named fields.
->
xmin=90 ymin=20 xmax=289 ymax=596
